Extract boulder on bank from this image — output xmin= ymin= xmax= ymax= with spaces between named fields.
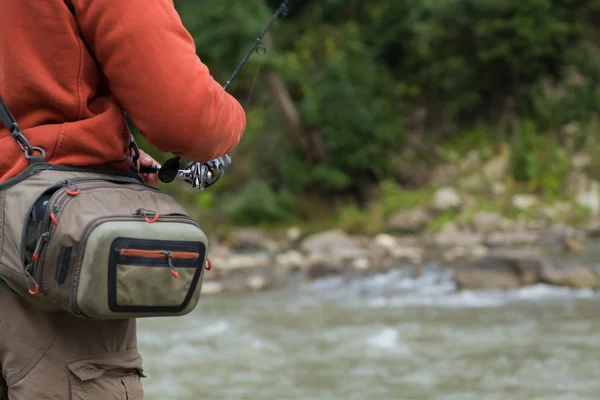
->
xmin=539 ymin=263 xmax=600 ymax=289
xmin=300 ymin=229 xmax=368 ymax=260
xmin=372 ymin=234 xmax=424 ymax=264
xmin=453 ymin=248 xmax=600 ymax=290
xmin=226 ymin=227 xmax=278 ymax=252
xmin=433 ymin=186 xmax=462 ymax=211
xmin=386 ymin=207 xmax=432 ymax=233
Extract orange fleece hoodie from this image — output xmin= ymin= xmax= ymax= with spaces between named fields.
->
xmin=0 ymin=0 xmax=246 ymax=181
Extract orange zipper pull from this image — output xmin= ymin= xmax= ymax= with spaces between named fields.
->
xmin=24 ymin=270 xmax=40 ymax=296
xmin=31 ymin=232 xmax=49 ymax=263
xmin=164 ymin=251 xmax=179 ymax=278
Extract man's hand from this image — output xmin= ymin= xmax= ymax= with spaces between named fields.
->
xmin=137 ymin=149 xmax=160 ymax=187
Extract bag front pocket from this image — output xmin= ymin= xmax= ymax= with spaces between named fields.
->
xmin=110 ymin=242 xmax=203 ymax=310
xmin=18 ymin=174 xmax=209 ymax=319
xmin=70 ymin=215 xmax=208 ymax=319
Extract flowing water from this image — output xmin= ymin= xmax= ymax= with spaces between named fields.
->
xmin=137 ymin=266 xmax=600 ymax=400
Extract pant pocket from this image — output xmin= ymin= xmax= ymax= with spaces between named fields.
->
xmin=66 ymin=350 xmax=145 ymax=400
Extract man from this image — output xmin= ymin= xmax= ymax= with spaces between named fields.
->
xmin=0 ymin=0 xmax=246 ymax=398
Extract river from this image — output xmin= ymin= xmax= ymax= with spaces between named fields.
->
xmin=137 ymin=266 xmax=600 ymax=400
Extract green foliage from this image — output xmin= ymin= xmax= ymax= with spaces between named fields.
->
xmin=334 ymin=203 xmax=378 ymax=235
xmin=140 ymin=0 xmax=600 ymax=228
xmin=287 ymin=22 xmax=404 ymax=187
xmin=379 ymin=181 xmax=435 ymax=218
xmin=221 ymin=180 xmax=295 ymax=225
xmin=369 ymin=0 xmax=600 ymax=124
xmin=508 ymin=120 xmax=571 ymax=198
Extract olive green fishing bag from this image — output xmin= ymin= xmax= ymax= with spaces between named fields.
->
xmin=0 ymin=95 xmax=209 ymax=320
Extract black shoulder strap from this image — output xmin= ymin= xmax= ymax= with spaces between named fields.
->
xmin=0 ymin=95 xmax=46 ymax=164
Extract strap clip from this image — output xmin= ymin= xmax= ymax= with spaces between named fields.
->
xmin=1 ymin=96 xmax=47 ymax=164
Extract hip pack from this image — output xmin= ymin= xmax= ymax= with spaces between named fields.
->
xmin=0 ymin=96 xmax=209 ymax=320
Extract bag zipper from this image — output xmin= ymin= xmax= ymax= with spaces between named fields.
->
xmin=119 ymin=249 xmax=199 ymax=259
xmin=48 ymin=180 xmax=164 ymax=227
xmin=119 ymin=249 xmax=200 ymax=278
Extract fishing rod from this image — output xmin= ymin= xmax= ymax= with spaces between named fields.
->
xmin=139 ymin=0 xmax=292 ymax=191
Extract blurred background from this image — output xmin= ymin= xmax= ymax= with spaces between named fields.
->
xmin=132 ymin=1 xmax=600 ymax=399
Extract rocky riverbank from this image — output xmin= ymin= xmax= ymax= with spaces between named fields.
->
xmin=201 ymin=220 xmax=600 ymax=295
xmin=198 ymin=147 xmax=600 ymax=295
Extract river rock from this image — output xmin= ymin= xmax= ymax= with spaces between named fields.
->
xmin=246 ymin=275 xmax=269 ymax=291
xmin=287 ymin=226 xmax=302 ymax=242
xmin=564 ymin=238 xmax=584 ymax=253
xmin=433 ymin=187 xmax=462 ymax=211
xmin=483 ymin=231 xmax=538 ymax=247
xmin=442 ymin=245 xmax=488 ymax=262
xmin=386 ymin=207 xmax=432 ymax=233
xmin=306 ymin=256 xmax=343 ymax=280
xmin=454 ymin=265 xmax=522 ymax=290
xmin=275 ymin=250 xmax=306 ymax=271
xmin=201 ymin=281 xmax=224 ymax=295
xmin=567 ymin=169 xmax=589 ymax=198
xmin=208 ymin=244 xmax=231 ymax=258
xmin=536 ymin=223 xmax=584 ymax=245
xmin=539 ymin=202 xmax=571 ymax=220
xmin=575 ymin=179 xmax=600 ymax=215
xmin=452 ymin=248 xmax=600 ymax=290
xmin=371 ymin=234 xmax=423 ymax=264
xmin=491 ymin=182 xmax=505 ymax=195
xmin=512 ymin=194 xmax=538 ymax=211
xmin=470 ymin=211 xmax=513 ymax=233
xmin=226 ymin=227 xmax=278 ymax=252
xmin=426 ymin=230 xmax=483 ymax=247
xmin=539 ymin=264 xmax=600 ymax=289
xmin=585 ymin=218 xmax=600 ymax=237
xmin=350 ymin=234 xmax=373 ymax=249
xmin=300 ymin=229 xmax=368 ymax=260
xmin=373 ymin=233 xmax=397 ymax=250
xmin=219 ymin=252 xmax=271 ymax=270
xmin=482 ymin=249 xmax=552 ymax=284
xmin=462 ymin=150 xmax=482 ymax=169
xmin=352 ymin=257 xmax=371 ymax=271
xmin=457 ymin=173 xmax=486 ymax=191
xmin=483 ymin=151 xmax=508 ymax=181
xmin=205 ymin=245 xmax=232 ymax=274
xmin=391 ymin=246 xmax=424 ymax=264
xmin=367 ymin=242 xmax=392 ymax=270
xmin=572 ymin=152 xmax=592 ymax=169
xmin=430 ymin=163 xmax=459 ymax=186
xmin=453 ymin=249 xmax=549 ymax=289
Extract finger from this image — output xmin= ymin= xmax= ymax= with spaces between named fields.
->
xmin=140 ymin=172 xmax=159 ymax=187
xmin=145 ymin=174 xmax=159 ymax=187
xmin=140 ymin=154 xmax=154 ymax=167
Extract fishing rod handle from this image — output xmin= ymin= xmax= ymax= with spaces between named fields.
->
xmin=139 ymin=164 xmax=160 ymax=174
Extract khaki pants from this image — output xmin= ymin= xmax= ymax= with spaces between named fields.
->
xmin=0 ymin=285 xmax=144 ymax=399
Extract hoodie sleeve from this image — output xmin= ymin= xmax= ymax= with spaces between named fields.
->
xmin=70 ymin=0 xmax=246 ymax=162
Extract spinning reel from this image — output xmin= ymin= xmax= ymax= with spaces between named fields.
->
xmin=139 ymin=155 xmax=230 ymax=192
